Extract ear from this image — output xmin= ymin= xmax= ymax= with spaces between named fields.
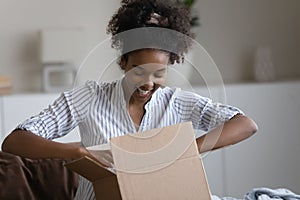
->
xmin=120 ymin=56 xmax=126 ymax=70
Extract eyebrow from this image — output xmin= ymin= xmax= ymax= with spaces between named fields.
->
xmin=133 ymin=65 xmax=166 ymax=72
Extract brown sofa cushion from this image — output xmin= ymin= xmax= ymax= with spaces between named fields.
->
xmin=0 ymin=151 xmax=78 ymax=200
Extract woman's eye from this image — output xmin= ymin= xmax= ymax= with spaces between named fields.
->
xmin=154 ymin=73 xmax=163 ymax=78
xmin=154 ymin=71 xmax=166 ymax=78
xmin=134 ymin=71 xmax=144 ymax=76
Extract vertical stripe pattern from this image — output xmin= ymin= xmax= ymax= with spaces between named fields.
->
xmin=17 ymin=79 xmax=243 ymax=200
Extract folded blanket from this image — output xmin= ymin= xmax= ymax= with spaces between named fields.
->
xmin=212 ymin=188 xmax=300 ymax=200
xmin=211 ymin=195 xmax=241 ymax=200
xmin=245 ymin=187 xmax=300 ymax=200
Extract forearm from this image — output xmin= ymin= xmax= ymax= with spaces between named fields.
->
xmin=196 ymin=114 xmax=258 ymax=153
xmin=1 ymin=129 xmax=85 ymax=159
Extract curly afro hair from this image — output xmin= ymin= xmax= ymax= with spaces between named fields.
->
xmin=107 ymin=0 xmax=194 ymax=65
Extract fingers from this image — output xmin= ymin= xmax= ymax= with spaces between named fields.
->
xmin=85 ymin=148 xmax=114 ymax=168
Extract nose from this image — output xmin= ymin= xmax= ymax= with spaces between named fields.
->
xmin=141 ymin=76 xmax=154 ymax=88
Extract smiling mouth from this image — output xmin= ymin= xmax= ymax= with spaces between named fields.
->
xmin=136 ymin=87 xmax=152 ymax=95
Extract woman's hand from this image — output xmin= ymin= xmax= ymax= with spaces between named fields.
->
xmin=85 ymin=145 xmax=114 ymax=168
xmin=73 ymin=144 xmax=114 ymax=168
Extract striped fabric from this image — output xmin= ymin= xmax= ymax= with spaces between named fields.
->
xmin=17 ymin=78 xmax=243 ymax=200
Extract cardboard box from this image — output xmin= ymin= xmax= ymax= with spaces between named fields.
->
xmin=65 ymin=121 xmax=211 ymax=200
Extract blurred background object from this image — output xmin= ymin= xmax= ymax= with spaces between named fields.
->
xmin=254 ymin=45 xmax=276 ymax=82
xmin=39 ymin=28 xmax=85 ymax=92
xmin=0 ymin=76 xmax=12 ymax=95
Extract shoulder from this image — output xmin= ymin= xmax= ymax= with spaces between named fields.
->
xmin=83 ymin=80 xmax=118 ymax=94
xmin=84 ymin=80 xmax=112 ymax=90
xmin=155 ymin=87 xmax=209 ymax=107
xmin=62 ymin=80 xmax=119 ymax=101
xmin=159 ymin=86 xmax=208 ymax=102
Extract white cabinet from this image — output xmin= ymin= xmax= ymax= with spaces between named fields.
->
xmin=201 ymin=149 xmax=225 ymax=196
xmin=224 ymin=82 xmax=300 ymax=198
xmin=0 ymin=93 xmax=80 ymax=145
xmin=195 ymin=81 xmax=300 ymax=198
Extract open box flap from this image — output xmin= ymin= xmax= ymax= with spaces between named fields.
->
xmin=110 ymin=121 xmax=198 ymax=173
xmin=64 ymin=156 xmax=115 ymax=182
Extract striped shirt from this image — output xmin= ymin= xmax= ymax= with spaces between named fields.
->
xmin=17 ymin=79 xmax=243 ymax=200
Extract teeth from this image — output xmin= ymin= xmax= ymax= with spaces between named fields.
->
xmin=137 ymin=87 xmax=150 ymax=95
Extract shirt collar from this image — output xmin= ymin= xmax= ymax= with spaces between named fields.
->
xmin=113 ymin=78 xmax=126 ymax=106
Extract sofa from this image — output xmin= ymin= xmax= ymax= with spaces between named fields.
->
xmin=0 ymin=151 xmax=78 ymax=199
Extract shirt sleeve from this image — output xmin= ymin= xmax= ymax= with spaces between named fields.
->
xmin=173 ymin=90 xmax=244 ymax=131
xmin=16 ymin=81 xmax=97 ymax=140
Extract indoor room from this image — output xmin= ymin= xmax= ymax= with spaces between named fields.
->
xmin=0 ymin=0 xmax=299 ymax=199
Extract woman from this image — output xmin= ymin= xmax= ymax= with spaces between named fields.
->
xmin=2 ymin=0 xmax=257 ymax=199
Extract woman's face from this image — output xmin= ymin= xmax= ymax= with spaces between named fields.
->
xmin=121 ymin=49 xmax=169 ymax=105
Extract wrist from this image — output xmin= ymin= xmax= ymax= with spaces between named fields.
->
xmin=62 ymin=145 xmax=85 ymax=159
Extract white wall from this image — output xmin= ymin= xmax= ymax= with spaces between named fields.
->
xmin=193 ymin=0 xmax=300 ymax=84
xmin=1 ymin=0 xmax=300 ymax=91
xmin=0 ymin=0 xmax=119 ymax=92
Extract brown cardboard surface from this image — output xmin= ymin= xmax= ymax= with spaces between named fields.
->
xmin=65 ymin=121 xmax=211 ymax=200
xmin=116 ymin=157 xmax=210 ymax=200
xmin=110 ymin=122 xmax=199 ymax=173
xmin=110 ymin=121 xmax=211 ymax=200
xmin=64 ymin=156 xmax=122 ymax=199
